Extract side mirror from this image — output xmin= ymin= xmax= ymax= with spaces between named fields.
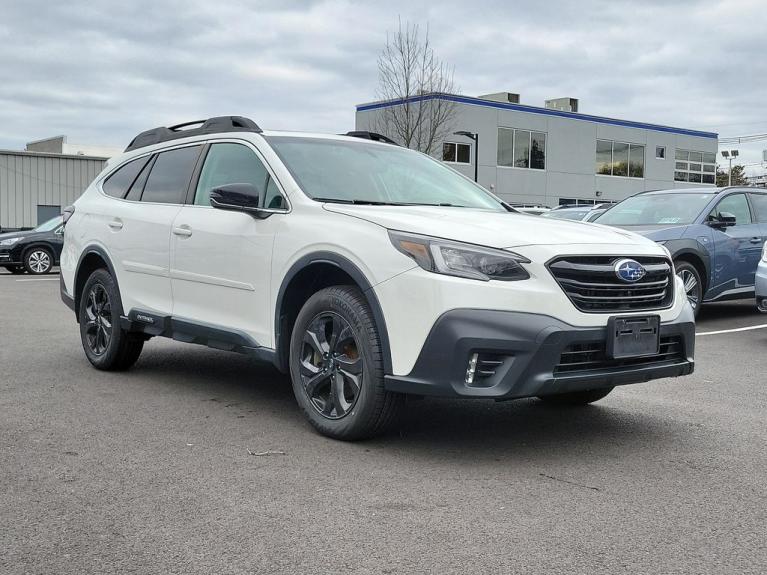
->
xmin=708 ymin=211 xmax=737 ymax=228
xmin=209 ymin=183 xmax=262 ymax=215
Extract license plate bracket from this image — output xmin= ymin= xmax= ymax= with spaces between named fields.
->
xmin=607 ymin=315 xmax=660 ymax=359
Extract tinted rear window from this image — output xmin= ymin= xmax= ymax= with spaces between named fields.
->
xmin=103 ymin=156 xmax=151 ymax=198
xmin=141 ymin=146 xmax=202 ymax=204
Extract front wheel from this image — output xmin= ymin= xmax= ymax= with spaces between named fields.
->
xmin=24 ymin=248 xmax=54 ymax=274
xmin=537 ymin=387 xmax=614 ymax=406
xmin=675 ymin=261 xmax=702 ymax=317
xmin=289 ymin=286 xmax=403 ymax=440
xmin=79 ymin=268 xmax=143 ymax=371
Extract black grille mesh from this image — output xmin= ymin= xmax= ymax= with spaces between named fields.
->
xmin=548 ymin=256 xmax=674 ymax=313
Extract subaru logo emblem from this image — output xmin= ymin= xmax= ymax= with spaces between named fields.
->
xmin=614 ymin=259 xmax=646 ymax=282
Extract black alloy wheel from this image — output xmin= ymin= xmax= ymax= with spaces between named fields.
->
xmin=299 ymin=312 xmax=362 ymax=419
xmin=84 ymin=283 xmax=113 ymax=356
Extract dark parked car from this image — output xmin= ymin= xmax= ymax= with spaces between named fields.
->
xmin=595 ymin=187 xmax=767 ymax=315
xmin=0 ymin=215 xmax=64 ymax=274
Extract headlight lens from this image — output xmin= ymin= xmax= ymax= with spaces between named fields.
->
xmin=388 ymin=231 xmax=530 ymax=281
xmin=0 ymin=237 xmax=22 ymax=246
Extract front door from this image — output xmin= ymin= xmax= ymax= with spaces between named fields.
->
xmin=705 ymin=192 xmax=763 ymax=300
xmin=170 ymin=141 xmax=288 ymax=347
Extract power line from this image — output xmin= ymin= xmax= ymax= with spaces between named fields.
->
xmin=719 ymin=132 xmax=767 ymax=145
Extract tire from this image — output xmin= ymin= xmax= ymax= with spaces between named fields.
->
xmin=675 ymin=260 xmax=703 ymax=318
xmin=78 ymin=268 xmax=144 ymax=371
xmin=289 ymin=286 xmax=403 ymax=440
xmin=3 ymin=265 xmax=24 ymax=274
xmin=24 ymin=247 xmax=54 ymax=275
xmin=537 ymin=387 xmax=614 ymax=406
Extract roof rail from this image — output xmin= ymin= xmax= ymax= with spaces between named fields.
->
xmin=343 ymin=131 xmax=399 ymax=145
xmin=125 ymin=116 xmax=262 ymax=152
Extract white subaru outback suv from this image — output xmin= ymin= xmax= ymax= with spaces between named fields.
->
xmin=60 ymin=116 xmax=695 ymax=440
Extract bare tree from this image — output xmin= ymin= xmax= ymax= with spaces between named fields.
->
xmin=373 ymin=20 xmax=458 ymax=155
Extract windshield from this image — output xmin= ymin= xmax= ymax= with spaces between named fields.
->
xmin=34 ymin=215 xmax=63 ymax=232
xmin=595 ymin=193 xmax=715 ymax=226
xmin=543 ymin=209 xmax=591 ymax=221
xmin=266 ymin=136 xmax=506 ymax=210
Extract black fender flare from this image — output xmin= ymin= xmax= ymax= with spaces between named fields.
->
xmin=274 ymin=251 xmax=393 ymax=375
xmin=664 ymin=239 xmax=711 ymax=288
xmin=73 ymin=245 xmax=122 ymax=318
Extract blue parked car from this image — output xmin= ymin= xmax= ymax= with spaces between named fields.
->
xmin=595 ymin=187 xmax=767 ymax=316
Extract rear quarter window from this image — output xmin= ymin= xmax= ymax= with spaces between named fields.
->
xmin=750 ymin=194 xmax=767 ymax=223
xmin=102 ymin=156 xmax=151 ymax=198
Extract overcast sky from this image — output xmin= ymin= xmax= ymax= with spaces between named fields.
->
xmin=0 ymin=0 xmax=765 ymax=171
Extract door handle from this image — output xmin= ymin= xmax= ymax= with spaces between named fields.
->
xmin=172 ymin=226 xmax=193 ymax=237
xmin=108 ymin=219 xmax=123 ymax=230
xmin=749 ymin=237 xmax=762 ymax=244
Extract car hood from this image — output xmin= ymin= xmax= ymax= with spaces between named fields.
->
xmin=608 ymin=224 xmax=689 ymax=242
xmin=0 ymin=231 xmax=27 ymax=241
xmin=323 ymin=205 xmax=653 ymax=249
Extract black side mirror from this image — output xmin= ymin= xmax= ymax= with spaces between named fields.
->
xmin=209 ymin=183 xmax=261 ymax=215
xmin=708 ymin=211 xmax=737 ymax=228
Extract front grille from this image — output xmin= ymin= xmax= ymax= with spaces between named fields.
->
xmin=554 ymin=336 xmax=684 ymax=375
xmin=548 ymin=256 xmax=674 ymax=313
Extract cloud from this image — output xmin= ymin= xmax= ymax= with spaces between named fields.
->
xmin=0 ymin=0 xmax=764 ymax=171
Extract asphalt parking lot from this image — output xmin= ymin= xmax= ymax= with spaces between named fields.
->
xmin=2 ymin=270 xmax=766 ymax=574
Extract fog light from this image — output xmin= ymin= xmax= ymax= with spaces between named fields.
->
xmin=465 ymin=353 xmax=479 ymax=384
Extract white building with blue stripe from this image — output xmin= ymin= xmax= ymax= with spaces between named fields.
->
xmin=355 ymin=92 xmax=718 ymax=207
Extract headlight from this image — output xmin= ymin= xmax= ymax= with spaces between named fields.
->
xmin=388 ymin=231 xmax=530 ymax=281
xmin=762 ymin=242 xmax=767 ymax=263
xmin=0 ymin=237 xmax=22 ymax=246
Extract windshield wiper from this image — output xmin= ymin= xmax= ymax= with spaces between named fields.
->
xmin=312 ymin=197 xmax=407 ymax=206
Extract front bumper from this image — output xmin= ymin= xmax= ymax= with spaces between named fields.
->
xmin=0 ymin=249 xmax=21 ymax=265
xmin=384 ymin=305 xmax=695 ymax=399
xmin=756 ymin=260 xmax=767 ymax=312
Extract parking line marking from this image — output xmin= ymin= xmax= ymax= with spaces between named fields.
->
xmin=15 ymin=278 xmax=60 ymax=282
xmin=697 ymin=323 xmax=767 ymax=336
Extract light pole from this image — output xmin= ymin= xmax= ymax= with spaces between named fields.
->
xmin=721 ymin=149 xmax=739 ymax=186
xmin=454 ymin=131 xmax=479 ymax=182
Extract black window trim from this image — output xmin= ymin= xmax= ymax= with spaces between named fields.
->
xmin=184 ymin=138 xmax=291 ymax=213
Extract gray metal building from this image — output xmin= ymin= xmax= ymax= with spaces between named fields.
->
xmin=355 ymin=92 xmax=719 ymax=206
xmin=0 ymin=143 xmax=109 ymax=231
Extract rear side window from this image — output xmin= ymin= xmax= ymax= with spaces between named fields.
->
xmin=750 ymin=194 xmax=767 ymax=223
xmin=141 ymin=145 xmax=202 ymax=204
xmin=102 ymin=156 xmax=151 ymax=198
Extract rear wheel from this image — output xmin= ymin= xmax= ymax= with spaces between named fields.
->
xmin=289 ymin=286 xmax=403 ymax=440
xmin=675 ymin=260 xmax=702 ymax=317
xmin=79 ymin=268 xmax=143 ymax=371
xmin=537 ymin=387 xmax=614 ymax=405
xmin=24 ymin=248 xmax=53 ymax=275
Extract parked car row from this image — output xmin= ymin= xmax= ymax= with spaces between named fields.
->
xmin=0 ymin=215 xmax=63 ymax=274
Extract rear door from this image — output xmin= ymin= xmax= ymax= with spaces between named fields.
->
xmin=169 ymin=141 xmax=288 ymax=347
xmin=706 ymin=192 xmax=763 ymax=299
xmin=102 ymin=144 xmax=203 ymax=315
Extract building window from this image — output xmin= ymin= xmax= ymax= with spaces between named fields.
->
xmin=656 ymin=146 xmax=666 ymax=159
xmin=443 ymin=142 xmax=471 ymax=164
xmin=596 ymin=139 xmax=644 ymax=178
xmin=674 ymin=149 xmax=716 ymax=184
xmin=497 ymin=128 xmax=546 ymax=170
